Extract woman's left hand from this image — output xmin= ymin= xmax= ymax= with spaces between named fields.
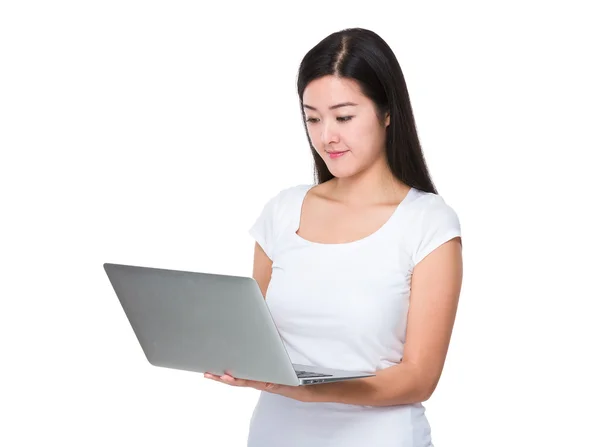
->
xmin=203 ymin=372 xmax=313 ymax=403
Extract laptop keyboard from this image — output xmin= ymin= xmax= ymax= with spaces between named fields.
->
xmin=295 ymin=370 xmax=333 ymax=378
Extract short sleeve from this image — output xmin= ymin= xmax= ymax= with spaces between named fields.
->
xmin=248 ymin=190 xmax=282 ymax=260
xmin=412 ymin=199 xmax=462 ymax=266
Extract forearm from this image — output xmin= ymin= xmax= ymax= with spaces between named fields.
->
xmin=307 ymin=361 xmax=433 ymax=407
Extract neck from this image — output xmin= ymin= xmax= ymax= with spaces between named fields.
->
xmin=329 ymin=157 xmax=409 ymax=207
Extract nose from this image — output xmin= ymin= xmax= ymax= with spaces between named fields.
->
xmin=320 ymin=120 xmax=340 ymax=146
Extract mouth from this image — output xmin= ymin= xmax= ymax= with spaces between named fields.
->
xmin=326 ymin=150 xmax=349 ymax=159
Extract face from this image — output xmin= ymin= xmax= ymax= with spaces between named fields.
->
xmin=302 ymin=75 xmax=390 ymax=178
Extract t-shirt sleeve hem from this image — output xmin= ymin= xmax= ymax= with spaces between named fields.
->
xmin=249 ymin=226 xmax=273 ymax=261
xmin=413 ymin=230 xmax=462 ymax=266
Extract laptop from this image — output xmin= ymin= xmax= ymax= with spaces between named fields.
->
xmin=103 ymin=263 xmax=375 ymax=386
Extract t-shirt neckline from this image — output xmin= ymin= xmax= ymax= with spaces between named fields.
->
xmin=292 ymin=184 xmax=416 ymax=247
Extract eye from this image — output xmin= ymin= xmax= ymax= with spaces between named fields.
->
xmin=305 ymin=117 xmax=319 ymax=124
xmin=337 ymin=116 xmax=354 ymax=122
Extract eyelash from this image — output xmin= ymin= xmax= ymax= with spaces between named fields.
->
xmin=305 ymin=116 xmax=354 ymax=124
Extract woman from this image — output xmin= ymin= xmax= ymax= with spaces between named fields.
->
xmin=204 ymin=27 xmax=463 ymax=446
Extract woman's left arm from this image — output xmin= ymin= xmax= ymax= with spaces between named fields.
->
xmin=205 ymin=237 xmax=462 ymax=406
xmin=307 ymin=237 xmax=463 ymax=407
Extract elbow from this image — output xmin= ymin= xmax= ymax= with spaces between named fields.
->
xmin=419 ymin=377 xmax=440 ymax=402
xmin=419 ymin=387 xmax=434 ymax=402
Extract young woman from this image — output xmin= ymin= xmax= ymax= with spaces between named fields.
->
xmin=204 ymin=27 xmax=463 ymax=447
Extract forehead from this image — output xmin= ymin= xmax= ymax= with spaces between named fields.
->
xmin=302 ymin=75 xmax=364 ymax=107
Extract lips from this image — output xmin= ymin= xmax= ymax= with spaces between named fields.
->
xmin=326 ymin=150 xmax=348 ymax=159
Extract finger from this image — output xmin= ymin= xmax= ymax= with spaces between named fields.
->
xmin=227 ymin=377 xmax=251 ymax=387
xmin=221 ymin=374 xmax=246 ymax=387
xmin=221 ymin=374 xmax=235 ymax=382
xmin=205 ymin=373 xmax=270 ymax=390
xmin=244 ymin=379 xmax=275 ymax=390
xmin=204 ymin=373 xmax=230 ymax=385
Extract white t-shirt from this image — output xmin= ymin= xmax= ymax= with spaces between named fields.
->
xmin=246 ymin=183 xmax=461 ymax=447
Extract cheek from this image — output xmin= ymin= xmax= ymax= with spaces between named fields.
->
xmin=305 ymin=123 xmax=369 ymax=151
xmin=342 ymin=123 xmax=370 ymax=151
xmin=306 ymin=127 xmax=321 ymax=149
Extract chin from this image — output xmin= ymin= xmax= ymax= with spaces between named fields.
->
xmin=328 ymin=167 xmax=360 ymax=179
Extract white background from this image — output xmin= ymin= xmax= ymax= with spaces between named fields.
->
xmin=1 ymin=1 xmax=599 ymax=445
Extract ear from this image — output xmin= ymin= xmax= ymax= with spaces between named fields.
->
xmin=385 ymin=112 xmax=390 ymax=127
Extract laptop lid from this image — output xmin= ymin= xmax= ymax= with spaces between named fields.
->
xmin=103 ymin=263 xmax=301 ymax=385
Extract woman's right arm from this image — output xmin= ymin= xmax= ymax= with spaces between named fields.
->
xmin=252 ymin=242 xmax=272 ymax=299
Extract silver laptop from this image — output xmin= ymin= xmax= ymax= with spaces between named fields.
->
xmin=103 ymin=263 xmax=374 ymax=386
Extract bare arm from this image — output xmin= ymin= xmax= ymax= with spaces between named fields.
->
xmin=307 ymin=237 xmax=463 ymax=406
xmin=252 ymin=242 xmax=273 ymax=299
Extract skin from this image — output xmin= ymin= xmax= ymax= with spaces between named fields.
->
xmin=205 ymin=75 xmax=463 ymax=407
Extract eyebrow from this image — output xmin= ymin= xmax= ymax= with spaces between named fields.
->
xmin=302 ymin=102 xmax=358 ymax=111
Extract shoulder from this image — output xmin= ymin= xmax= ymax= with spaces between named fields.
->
xmin=267 ymin=183 xmax=313 ymax=205
xmin=405 ymin=188 xmax=462 ymax=265
xmin=256 ymin=183 xmax=313 ymax=218
xmin=249 ymin=183 xmax=312 ymax=259
xmin=408 ymin=189 xmax=460 ymax=225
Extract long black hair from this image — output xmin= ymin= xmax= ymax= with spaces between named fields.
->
xmin=296 ymin=28 xmax=437 ymax=194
